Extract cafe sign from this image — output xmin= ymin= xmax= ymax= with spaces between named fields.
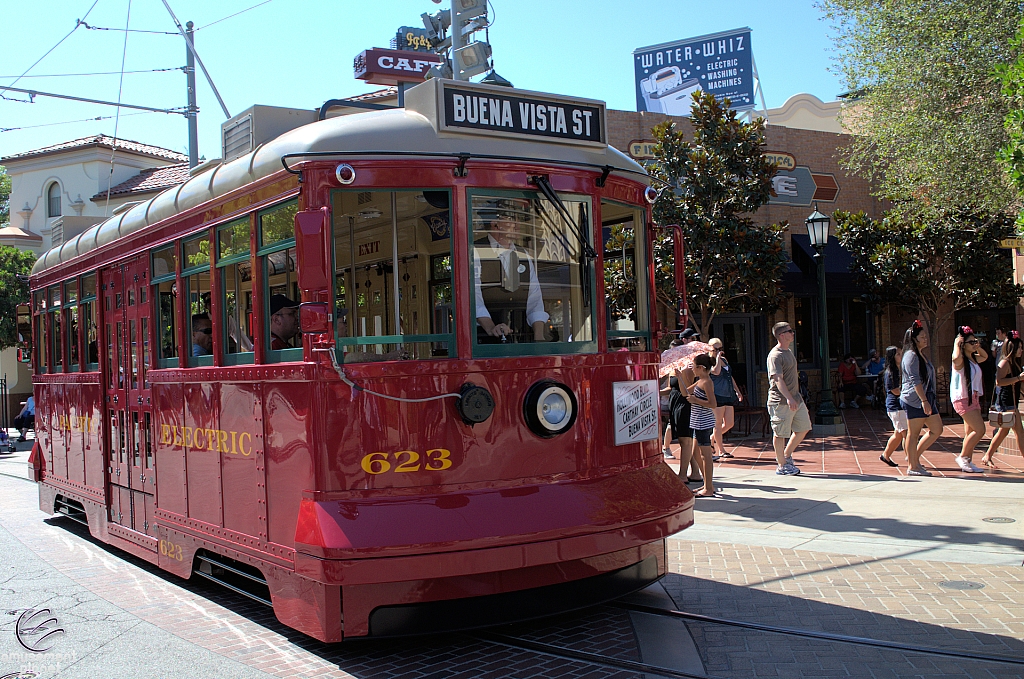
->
xmin=353 ymin=48 xmax=444 ymax=86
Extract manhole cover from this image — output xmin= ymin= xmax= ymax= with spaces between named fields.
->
xmin=982 ymin=517 xmax=1016 ymax=524
xmin=939 ymin=580 xmax=985 ymax=591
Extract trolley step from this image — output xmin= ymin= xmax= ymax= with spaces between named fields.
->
xmin=53 ymin=496 xmax=89 ymax=527
xmin=192 ymin=551 xmax=272 ymax=607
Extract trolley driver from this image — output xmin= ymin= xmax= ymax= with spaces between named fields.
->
xmin=473 ymin=203 xmax=549 ymax=343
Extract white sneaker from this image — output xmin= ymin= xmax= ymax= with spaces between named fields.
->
xmin=954 ymin=456 xmax=971 ymax=472
xmin=965 ymin=460 xmax=983 ymax=473
xmin=850 ymin=401 xmax=860 ymax=409
xmin=839 ymin=402 xmax=847 ymax=409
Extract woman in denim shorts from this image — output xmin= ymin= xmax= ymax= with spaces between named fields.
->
xmin=900 ymin=321 xmax=942 ymax=476
xmin=879 ymin=346 xmax=906 ymax=467
xmin=981 ymin=332 xmax=1024 ymax=466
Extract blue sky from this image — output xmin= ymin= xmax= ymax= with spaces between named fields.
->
xmin=1 ymin=0 xmax=843 ymax=161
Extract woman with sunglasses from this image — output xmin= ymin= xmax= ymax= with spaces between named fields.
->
xmin=981 ymin=331 xmax=1024 ymax=466
xmin=950 ymin=325 xmax=988 ymax=472
xmin=900 ymin=320 xmax=942 ymax=476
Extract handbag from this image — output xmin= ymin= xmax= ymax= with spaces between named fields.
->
xmin=989 ymin=408 xmax=1015 ymax=428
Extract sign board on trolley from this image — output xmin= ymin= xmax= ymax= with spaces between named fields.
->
xmin=612 ymin=380 xmax=660 ymax=446
xmin=633 ymin=28 xmax=755 ymax=116
xmin=406 ymin=79 xmax=608 ymax=146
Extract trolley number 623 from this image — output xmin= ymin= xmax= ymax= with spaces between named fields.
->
xmin=361 ymin=449 xmax=452 ymax=475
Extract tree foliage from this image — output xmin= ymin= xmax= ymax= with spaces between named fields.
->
xmin=646 ymin=91 xmax=789 ymax=338
xmin=835 ymin=209 xmax=1024 ymax=358
xmin=997 ymin=19 xmax=1024 ymax=222
xmin=0 ymin=165 xmax=10 ymax=227
xmin=0 ymin=245 xmax=37 ymax=351
xmin=820 ymin=0 xmax=1024 ymax=219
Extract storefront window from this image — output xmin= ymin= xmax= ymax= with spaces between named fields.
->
xmin=469 ymin=191 xmax=595 ymax=356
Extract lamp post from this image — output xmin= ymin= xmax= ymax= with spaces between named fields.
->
xmin=806 ymin=203 xmax=844 ymax=435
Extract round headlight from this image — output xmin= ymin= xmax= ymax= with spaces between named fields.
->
xmin=523 ymin=381 xmax=577 ymax=437
xmin=644 ymin=185 xmax=658 ymax=204
xmin=336 ymin=163 xmax=356 ymax=185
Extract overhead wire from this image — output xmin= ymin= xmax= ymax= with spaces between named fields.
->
xmin=196 ymin=0 xmax=274 ymax=31
xmin=77 ymin=21 xmax=177 ymax=35
xmin=0 ymin=68 xmax=183 ymax=79
xmin=103 ymin=0 xmax=133 ymax=217
xmin=0 ymin=0 xmax=102 ymax=96
xmin=1 ymin=111 xmax=152 ymax=133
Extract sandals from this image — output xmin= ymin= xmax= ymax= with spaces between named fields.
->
xmin=879 ymin=455 xmax=899 ymax=468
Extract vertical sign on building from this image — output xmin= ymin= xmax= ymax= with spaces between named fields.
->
xmin=634 ymin=28 xmax=754 ymax=116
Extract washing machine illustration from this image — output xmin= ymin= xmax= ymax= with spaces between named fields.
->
xmin=640 ymin=66 xmax=703 ymax=115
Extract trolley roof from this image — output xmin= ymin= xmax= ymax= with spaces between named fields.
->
xmin=32 ymin=80 xmax=646 ymax=277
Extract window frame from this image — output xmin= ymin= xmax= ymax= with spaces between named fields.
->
xmin=257 ymin=199 xmax=301 ymax=363
xmin=47 ymin=285 xmax=63 ymax=373
xmin=80 ymin=272 xmax=100 ymax=371
xmin=63 ymin=279 xmax=80 ymax=371
xmin=47 ymin=182 xmax=62 ymax=218
xmin=217 ymin=216 xmax=255 ymax=366
xmin=330 ymin=188 xmax=457 ymax=362
xmin=467 ymin=188 xmax=598 ymax=359
xmin=151 ymin=244 xmax=180 ymax=369
xmin=600 ymin=199 xmax=651 ymax=350
xmin=181 ymin=231 xmax=214 ymax=367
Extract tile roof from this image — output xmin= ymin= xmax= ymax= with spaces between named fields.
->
xmin=90 ymin=163 xmax=191 ymax=201
xmin=1 ymin=135 xmax=188 ymax=163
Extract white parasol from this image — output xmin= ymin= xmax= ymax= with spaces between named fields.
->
xmin=659 ymin=341 xmax=714 ymax=378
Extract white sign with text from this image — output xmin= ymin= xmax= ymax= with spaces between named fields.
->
xmin=613 ymin=380 xmax=660 ymax=446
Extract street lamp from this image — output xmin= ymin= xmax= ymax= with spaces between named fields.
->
xmin=805 ymin=203 xmax=844 ymax=435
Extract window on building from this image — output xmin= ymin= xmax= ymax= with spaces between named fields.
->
xmin=80 ymin=272 xmax=99 ymax=368
xmin=152 ymin=245 xmax=179 ymax=366
xmin=795 ymin=295 xmax=874 ymax=365
xmin=469 ymin=190 xmax=595 ymax=357
xmin=65 ymin=279 xmax=79 ymax=369
xmin=182 ymin=234 xmax=212 ymax=366
xmin=259 ymin=200 xmax=300 ymax=360
xmin=47 ymin=183 xmax=61 ymax=218
xmin=601 ymin=200 xmax=649 ymax=351
xmin=218 ymin=217 xmax=254 ymax=363
xmin=332 ymin=190 xmax=454 ymax=361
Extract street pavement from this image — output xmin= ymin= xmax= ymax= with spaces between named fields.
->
xmin=0 ymin=410 xmax=1022 ymax=678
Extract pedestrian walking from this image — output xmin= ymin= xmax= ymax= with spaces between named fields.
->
xmin=981 ymin=331 xmax=1024 ymax=466
xmin=708 ymin=337 xmax=742 ymax=460
xmin=767 ymin=321 xmax=809 ymax=475
xmin=879 ymin=346 xmax=906 ymax=467
xmin=686 ymin=353 xmax=718 ymax=497
xmin=669 ymin=366 xmax=700 ymax=484
xmin=901 ymin=320 xmax=942 ymax=476
xmin=950 ymin=325 xmax=988 ymax=473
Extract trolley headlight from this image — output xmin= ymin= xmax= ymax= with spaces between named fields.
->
xmin=644 ymin=185 xmax=658 ymax=204
xmin=523 ymin=381 xmax=578 ymax=437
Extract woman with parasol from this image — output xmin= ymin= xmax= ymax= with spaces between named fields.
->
xmin=661 ymin=330 xmax=714 ymax=483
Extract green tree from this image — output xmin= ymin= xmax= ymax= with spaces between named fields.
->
xmin=835 ymin=210 xmax=1024 ymax=359
xmin=647 ymin=91 xmax=789 ymax=338
xmin=0 ymin=245 xmax=38 ymax=350
xmin=820 ymin=0 xmax=1024 ymax=219
xmin=997 ymin=19 xmax=1024 ymax=222
xmin=0 ymin=165 xmax=10 ymax=227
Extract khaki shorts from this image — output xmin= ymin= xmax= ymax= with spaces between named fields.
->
xmin=768 ymin=401 xmax=812 ymax=438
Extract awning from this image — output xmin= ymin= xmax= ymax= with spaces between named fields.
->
xmin=782 ymin=235 xmax=865 ymax=296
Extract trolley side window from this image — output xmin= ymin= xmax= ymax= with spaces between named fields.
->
xmin=332 ymin=189 xmax=454 ymax=362
xmin=64 ymin=279 xmax=79 ymax=370
xmin=259 ymin=200 xmax=300 ymax=361
xmin=218 ymin=217 xmax=254 ymax=364
xmin=182 ymin=234 xmax=213 ymax=366
xmin=469 ymin=191 xmax=596 ymax=357
xmin=33 ymin=290 xmax=47 ymax=373
xmin=81 ymin=272 xmax=99 ymax=369
xmin=152 ymin=245 xmax=179 ymax=367
xmin=48 ymin=286 xmax=63 ymax=373
xmin=601 ymin=200 xmax=649 ymax=352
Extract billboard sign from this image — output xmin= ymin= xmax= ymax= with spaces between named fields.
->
xmin=633 ymin=28 xmax=754 ymax=116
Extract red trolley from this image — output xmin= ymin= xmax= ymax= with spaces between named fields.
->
xmin=27 ymin=79 xmax=693 ymax=641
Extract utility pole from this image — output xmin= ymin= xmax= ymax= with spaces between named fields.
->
xmin=185 ymin=21 xmax=199 ymax=168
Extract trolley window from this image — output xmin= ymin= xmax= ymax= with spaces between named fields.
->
xmin=469 ymin=190 xmax=595 ymax=357
xmin=182 ymin=234 xmax=213 ymax=366
xmin=33 ymin=290 xmax=47 ymax=373
xmin=48 ymin=286 xmax=63 ymax=372
xmin=258 ymin=200 xmax=300 ymax=361
xmin=81 ymin=272 xmax=99 ymax=369
xmin=601 ymin=200 xmax=650 ymax=351
xmin=64 ymin=279 xmax=79 ymax=370
xmin=332 ymin=189 xmax=454 ymax=362
xmin=152 ymin=245 xmax=179 ymax=367
xmin=218 ymin=217 xmax=254 ymax=364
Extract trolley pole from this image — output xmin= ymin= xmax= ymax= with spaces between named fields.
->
xmin=185 ymin=21 xmax=199 ymax=168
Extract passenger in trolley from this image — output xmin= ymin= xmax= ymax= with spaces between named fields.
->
xmin=190 ymin=313 xmax=213 ymax=356
xmin=268 ymin=295 xmax=300 ymax=350
xmin=473 ymin=199 xmax=549 ymax=343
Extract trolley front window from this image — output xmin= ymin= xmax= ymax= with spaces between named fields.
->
xmin=332 ymin=189 xmax=454 ymax=361
xmin=601 ymin=200 xmax=649 ymax=351
xmin=469 ymin=191 xmax=595 ymax=357
xmin=48 ymin=286 xmax=62 ymax=372
xmin=33 ymin=290 xmax=47 ymax=373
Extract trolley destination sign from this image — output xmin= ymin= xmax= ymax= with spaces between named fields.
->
xmin=439 ymin=83 xmax=606 ymax=145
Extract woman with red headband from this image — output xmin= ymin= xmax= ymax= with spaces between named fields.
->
xmin=900 ymin=320 xmax=942 ymax=476
xmin=950 ymin=325 xmax=988 ymax=472
xmin=981 ymin=330 xmax=1024 ymax=466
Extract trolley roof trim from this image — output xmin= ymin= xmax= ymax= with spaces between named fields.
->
xmin=32 ymin=80 xmax=647 ymax=278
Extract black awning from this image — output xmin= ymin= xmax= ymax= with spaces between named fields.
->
xmin=783 ymin=235 xmax=864 ymax=296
